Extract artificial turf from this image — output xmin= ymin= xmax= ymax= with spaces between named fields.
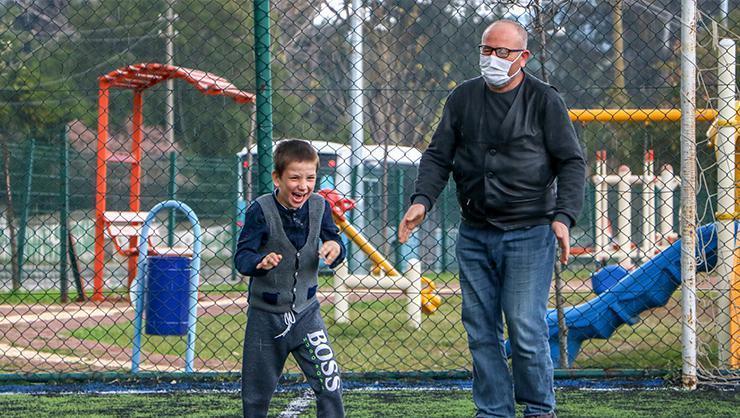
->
xmin=1 ymin=387 xmax=737 ymax=417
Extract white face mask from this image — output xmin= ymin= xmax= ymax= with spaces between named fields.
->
xmin=479 ymin=52 xmax=523 ymax=87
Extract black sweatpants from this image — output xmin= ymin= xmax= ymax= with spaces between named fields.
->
xmin=241 ymin=302 xmax=344 ymax=418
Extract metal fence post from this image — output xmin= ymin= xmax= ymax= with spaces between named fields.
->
xmin=394 ymin=166 xmax=404 ymax=270
xmin=253 ymin=0 xmax=274 ymax=195
xmin=59 ymin=128 xmax=69 ymax=303
xmin=168 ymin=151 xmax=177 ymax=247
xmin=680 ymin=0 xmax=698 ymax=390
xmin=17 ymin=138 xmax=35 ymax=286
xmin=231 ymin=154 xmax=240 ymax=282
xmin=440 ymin=182 xmax=448 ymax=272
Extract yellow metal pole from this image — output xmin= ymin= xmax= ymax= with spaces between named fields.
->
xmin=334 ymin=215 xmax=402 ymax=277
xmin=568 ymin=108 xmax=719 ymax=123
xmin=732 ymin=246 xmax=740 ymax=368
xmin=699 ymin=104 xmax=740 ymax=366
xmin=732 ymin=136 xmax=740 ymax=368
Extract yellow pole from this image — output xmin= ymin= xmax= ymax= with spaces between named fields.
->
xmin=732 ymin=137 xmax=740 ymax=368
xmin=334 ymin=215 xmax=402 ymax=277
xmin=568 ymin=108 xmax=719 ymax=123
xmin=732 ymin=246 xmax=740 ymax=368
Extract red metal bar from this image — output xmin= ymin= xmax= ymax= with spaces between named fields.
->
xmin=127 ymin=91 xmax=143 ymax=287
xmin=93 ymin=82 xmax=110 ymax=302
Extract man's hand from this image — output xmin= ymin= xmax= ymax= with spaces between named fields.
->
xmin=551 ymin=221 xmax=570 ymax=265
xmin=256 ymin=252 xmax=282 ymax=270
xmin=319 ymin=240 xmax=341 ymax=266
xmin=398 ymin=203 xmax=427 ymax=244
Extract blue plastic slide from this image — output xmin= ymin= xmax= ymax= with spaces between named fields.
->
xmin=507 ymin=223 xmax=732 ymax=364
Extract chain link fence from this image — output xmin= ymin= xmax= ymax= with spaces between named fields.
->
xmin=0 ymin=0 xmax=738 ymax=385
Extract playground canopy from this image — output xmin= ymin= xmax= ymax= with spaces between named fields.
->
xmin=99 ymin=62 xmax=256 ymax=103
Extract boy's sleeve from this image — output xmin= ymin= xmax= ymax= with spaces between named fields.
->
xmin=234 ymin=202 xmax=271 ymax=277
xmin=320 ymin=199 xmax=346 ymax=269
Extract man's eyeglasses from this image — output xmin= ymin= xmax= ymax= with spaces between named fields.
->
xmin=478 ymin=45 xmax=525 ymax=59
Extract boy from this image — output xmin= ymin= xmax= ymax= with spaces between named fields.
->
xmin=235 ymin=139 xmax=346 ymax=418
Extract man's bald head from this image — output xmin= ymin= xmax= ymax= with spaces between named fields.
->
xmin=482 ymin=19 xmax=528 ymax=50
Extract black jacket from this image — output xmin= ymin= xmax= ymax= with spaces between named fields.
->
xmin=411 ymin=73 xmax=586 ymax=229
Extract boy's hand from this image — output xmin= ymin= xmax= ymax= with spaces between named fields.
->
xmin=256 ymin=252 xmax=282 ymax=270
xmin=319 ymin=240 xmax=341 ymax=266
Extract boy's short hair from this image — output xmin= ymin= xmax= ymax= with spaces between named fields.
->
xmin=273 ymin=139 xmax=319 ymax=176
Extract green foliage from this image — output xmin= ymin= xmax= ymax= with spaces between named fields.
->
xmin=31 ymin=0 xmax=257 ymax=156
xmin=0 ymin=4 xmax=83 ymax=141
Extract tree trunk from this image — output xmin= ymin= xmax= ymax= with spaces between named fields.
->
xmin=534 ymin=0 xmax=550 ymax=84
xmin=611 ymin=0 xmax=629 ymax=107
xmin=1 ymin=139 xmax=20 ymax=290
xmin=534 ymin=0 xmax=568 ymax=368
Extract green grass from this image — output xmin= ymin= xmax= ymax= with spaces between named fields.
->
xmin=0 ymin=289 xmax=92 ymax=305
xmin=419 ymin=271 xmax=460 ymax=285
xmin=22 ymin=277 xmax=715 ymax=373
xmin=199 ymin=282 xmax=248 ymax=293
xmin=1 ymin=388 xmax=737 ymax=417
xmin=61 ymin=289 xmax=695 ymax=372
xmin=67 ymin=296 xmax=471 ymax=372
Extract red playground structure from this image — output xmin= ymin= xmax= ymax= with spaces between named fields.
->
xmin=93 ymin=63 xmax=255 ymax=301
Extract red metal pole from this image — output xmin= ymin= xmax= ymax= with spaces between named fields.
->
xmin=128 ymin=91 xmax=143 ymax=287
xmin=93 ymin=82 xmax=110 ymax=302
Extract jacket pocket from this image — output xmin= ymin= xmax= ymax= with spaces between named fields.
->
xmin=262 ymin=292 xmax=280 ymax=305
xmin=307 ymin=285 xmax=317 ymax=300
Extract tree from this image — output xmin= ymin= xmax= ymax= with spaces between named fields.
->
xmin=0 ymin=4 xmax=62 ymax=290
xmin=35 ymin=0 xmax=256 ymax=157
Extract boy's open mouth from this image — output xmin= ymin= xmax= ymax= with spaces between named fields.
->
xmin=290 ymin=191 xmax=308 ymax=205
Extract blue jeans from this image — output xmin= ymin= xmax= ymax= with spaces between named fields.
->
xmin=456 ymin=222 xmax=556 ymax=417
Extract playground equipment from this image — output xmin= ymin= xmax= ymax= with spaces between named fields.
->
xmin=566 ymin=102 xmax=739 ymax=369
xmin=131 ymin=200 xmax=202 ymax=373
xmin=319 ymin=189 xmax=442 ymax=329
xmin=506 ymin=223 xmax=735 ymax=365
xmin=93 ymin=63 xmax=255 ymax=301
xmin=587 ymin=149 xmax=681 ymax=264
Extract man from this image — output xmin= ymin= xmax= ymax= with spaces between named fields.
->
xmin=398 ymin=19 xmax=586 ymax=418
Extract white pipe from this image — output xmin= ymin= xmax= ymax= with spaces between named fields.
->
xmin=406 ymin=259 xmax=422 ymax=329
xmin=342 ymin=272 xmax=413 ymax=290
xmin=332 ymin=259 xmax=422 ymax=329
xmin=334 ymin=262 xmax=351 ymax=324
xmin=591 ymin=151 xmax=681 ymax=263
xmin=164 ymin=1 xmax=176 ymax=151
xmin=433 ymin=228 xmax=443 ymax=272
xmin=641 ymin=150 xmax=656 ymax=260
xmin=720 ymin=0 xmax=729 ymax=29
xmin=594 ymin=151 xmax=610 ymax=262
xmin=657 ymin=164 xmax=680 ymax=245
xmin=348 ymin=0 xmax=366 ymax=272
xmin=616 ymin=165 xmax=632 ymax=260
xmin=680 ymin=0 xmax=698 ymax=390
xmin=715 ymin=38 xmax=736 ymax=366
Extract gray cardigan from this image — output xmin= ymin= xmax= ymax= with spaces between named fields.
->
xmin=248 ymin=193 xmax=324 ymax=313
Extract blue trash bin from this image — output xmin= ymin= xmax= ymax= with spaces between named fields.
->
xmin=145 ymin=255 xmax=191 ymax=336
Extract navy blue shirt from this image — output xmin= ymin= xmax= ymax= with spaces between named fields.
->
xmin=234 ymin=192 xmax=346 ymax=277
